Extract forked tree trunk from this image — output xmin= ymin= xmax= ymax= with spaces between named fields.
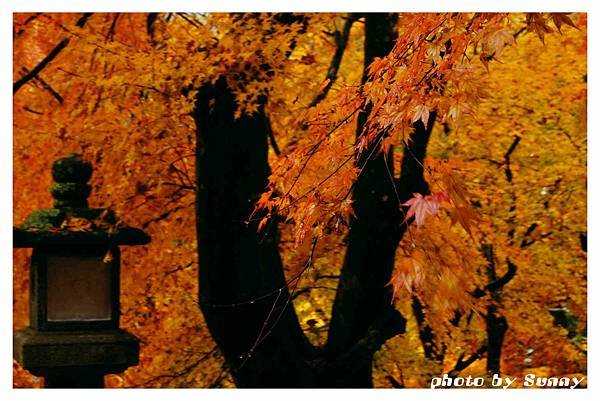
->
xmin=194 ymin=13 xmax=435 ymax=388
xmin=324 ymin=13 xmax=402 ymax=387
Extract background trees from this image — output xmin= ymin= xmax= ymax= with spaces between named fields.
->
xmin=13 ymin=12 xmax=586 ymax=387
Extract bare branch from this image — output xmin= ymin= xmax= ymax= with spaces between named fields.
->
xmin=448 ymin=342 xmax=487 ymax=377
xmin=487 ymin=258 xmax=517 ymax=292
xmin=14 ymin=38 xmax=69 ymax=94
xmin=14 ymin=13 xmax=92 ymax=94
xmin=141 ymin=202 xmax=194 ymax=229
xmin=387 ymin=374 xmax=404 ymax=388
xmin=21 ymin=67 xmax=63 ymax=103
xmin=75 ymin=13 xmax=93 ymax=28
xmin=308 ymin=14 xmax=356 ymax=108
xmin=106 ymin=13 xmax=120 ymax=41
xmin=503 ymin=135 xmax=521 ymax=183
xmin=14 ymin=13 xmax=43 ymax=37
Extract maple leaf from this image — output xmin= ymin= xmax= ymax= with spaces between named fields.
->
xmin=526 ymin=13 xmax=553 ymax=44
xmin=481 ymin=27 xmax=515 ymax=61
xmin=402 ymin=193 xmax=429 ymax=227
xmin=442 ymin=171 xmax=475 ymax=206
xmin=550 ymin=13 xmax=577 ymax=33
xmin=388 ymin=258 xmax=423 ymax=299
xmin=257 ymin=215 xmax=270 ymax=232
xmin=402 ymin=191 xmax=449 ymax=227
xmin=412 ymin=104 xmax=430 ymax=128
xmin=446 ymin=104 xmax=461 ymax=121
xmin=103 ymin=249 xmax=114 ymax=264
xmin=449 ymin=205 xmax=481 ymax=237
xmin=428 ymin=191 xmax=450 ymax=214
xmin=426 ymin=43 xmax=443 ymax=64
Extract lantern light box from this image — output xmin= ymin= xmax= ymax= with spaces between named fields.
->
xmin=30 ymin=246 xmax=121 ymax=330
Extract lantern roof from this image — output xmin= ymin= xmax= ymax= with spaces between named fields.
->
xmin=14 ymin=153 xmax=150 ymax=248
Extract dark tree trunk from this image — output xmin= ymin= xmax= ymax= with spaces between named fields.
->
xmin=486 ymin=305 xmax=508 ymax=374
xmin=324 ymin=13 xmax=434 ymax=387
xmin=194 ymin=76 xmax=316 ymax=387
xmin=481 ymin=244 xmax=509 ymax=375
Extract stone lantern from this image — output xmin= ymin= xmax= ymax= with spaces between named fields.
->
xmin=13 ymin=153 xmax=150 ymax=388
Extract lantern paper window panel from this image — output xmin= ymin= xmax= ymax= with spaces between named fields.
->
xmin=46 ymin=254 xmax=112 ymax=322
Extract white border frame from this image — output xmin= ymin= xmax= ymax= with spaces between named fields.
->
xmin=2 ymin=2 xmax=596 ymax=401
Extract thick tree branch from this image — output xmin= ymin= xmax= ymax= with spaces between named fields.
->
xmin=344 ymin=306 xmax=407 ymax=357
xmin=195 ymin=73 xmax=315 ymax=387
xmin=397 ymin=112 xmax=437 ymax=202
xmin=325 ymin=14 xmax=404 ymax=388
xmin=470 ymin=136 xmax=523 ymax=376
xmin=319 ymin=306 xmax=406 ymax=385
xmin=472 ymin=256 xmax=517 ymax=298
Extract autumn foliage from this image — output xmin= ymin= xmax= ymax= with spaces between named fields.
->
xmin=13 ymin=12 xmax=586 ymax=387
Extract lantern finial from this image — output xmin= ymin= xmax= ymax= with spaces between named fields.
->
xmin=14 ymin=153 xmax=150 ymax=246
xmin=50 ymin=153 xmax=93 ymax=208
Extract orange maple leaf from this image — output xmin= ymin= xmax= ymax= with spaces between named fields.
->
xmin=449 ymin=205 xmax=481 ymax=237
xmin=388 ymin=259 xmax=424 ymax=299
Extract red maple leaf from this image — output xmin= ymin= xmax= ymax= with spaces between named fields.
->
xmin=402 ymin=191 xmax=449 ymax=227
